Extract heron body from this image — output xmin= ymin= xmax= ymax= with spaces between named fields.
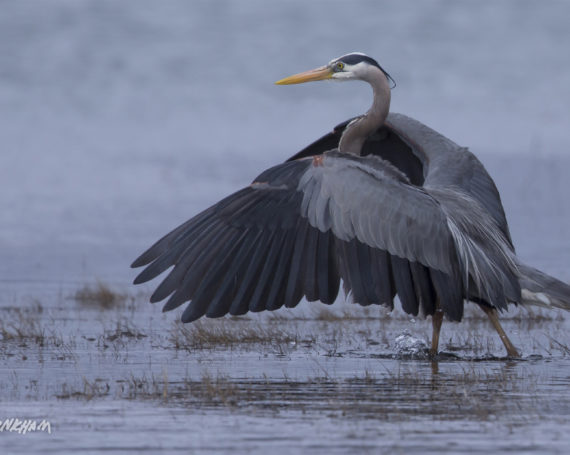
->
xmin=132 ymin=53 xmax=570 ymax=357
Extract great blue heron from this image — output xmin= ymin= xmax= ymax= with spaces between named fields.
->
xmin=132 ymin=52 xmax=570 ymax=357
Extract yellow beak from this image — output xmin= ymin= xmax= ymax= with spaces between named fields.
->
xmin=275 ymin=65 xmax=333 ymax=85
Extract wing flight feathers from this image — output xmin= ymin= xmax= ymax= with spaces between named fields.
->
xmin=133 ymin=151 xmax=519 ymax=321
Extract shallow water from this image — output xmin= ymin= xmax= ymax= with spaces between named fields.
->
xmin=1 ymin=296 xmax=569 ymax=454
xmin=1 ymin=1 xmax=570 ymax=453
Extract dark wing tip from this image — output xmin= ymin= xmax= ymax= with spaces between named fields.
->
xmin=131 ymin=247 xmax=161 ymax=269
xmin=181 ymin=304 xmax=203 ymax=323
xmin=131 ymin=256 xmax=146 ymax=269
xmin=132 ymin=270 xmax=148 ymax=285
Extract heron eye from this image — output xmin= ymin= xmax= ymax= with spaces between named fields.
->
xmin=335 ymin=62 xmax=345 ymax=71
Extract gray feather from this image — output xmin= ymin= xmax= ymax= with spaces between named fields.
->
xmin=298 ymin=151 xmax=456 ymax=274
xmin=518 ymin=263 xmax=570 ymax=311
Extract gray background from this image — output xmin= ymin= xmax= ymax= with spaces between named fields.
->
xmin=1 ymin=0 xmax=568 ymax=296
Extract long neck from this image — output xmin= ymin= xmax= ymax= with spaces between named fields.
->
xmin=338 ymin=69 xmax=391 ymax=156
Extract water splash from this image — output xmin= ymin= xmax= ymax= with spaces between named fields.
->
xmin=394 ymin=332 xmax=428 ymax=357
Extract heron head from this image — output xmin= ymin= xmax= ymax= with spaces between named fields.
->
xmin=275 ymin=52 xmax=394 ymax=87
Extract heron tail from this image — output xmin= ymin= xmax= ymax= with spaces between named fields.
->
xmin=518 ymin=263 xmax=570 ymax=311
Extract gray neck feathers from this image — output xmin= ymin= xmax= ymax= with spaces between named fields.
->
xmin=338 ymin=67 xmax=391 ymax=156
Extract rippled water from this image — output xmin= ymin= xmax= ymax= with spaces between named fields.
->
xmin=1 ymin=1 xmax=569 ymax=453
xmin=2 ymin=296 xmax=569 ymax=454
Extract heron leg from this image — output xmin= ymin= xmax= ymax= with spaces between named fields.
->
xmin=429 ymin=309 xmax=444 ymax=357
xmin=478 ymin=305 xmax=520 ymax=358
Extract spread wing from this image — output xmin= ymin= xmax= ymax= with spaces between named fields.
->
xmin=132 ymin=151 xmax=470 ymax=322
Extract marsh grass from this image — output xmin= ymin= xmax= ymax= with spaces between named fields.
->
xmin=313 ymin=308 xmax=346 ymax=322
xmin=73 ymin=282 xmax=128 ymax=309
xmin=545 ymin=335 xmax=570 ymax=355
xmin=184 ymin=372 xmax=240 ymax=406
xmin=0 ymin=306 xmax=64 ymax=348
xmin=169 ymin=319 xmax=308 ymax=351
xmin=9 ymin=340 xmax=548 ymax=424
xmin=54 ymin=371 xmax=240 ymax=406
xmin=103 ymin=319 xmax=147 ymax=342
xmin=57 ymin=378 xmax=111 ymax=400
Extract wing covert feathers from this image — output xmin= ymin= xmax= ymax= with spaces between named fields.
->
xmin=133 ymin=152 xmax=522 ymax=322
